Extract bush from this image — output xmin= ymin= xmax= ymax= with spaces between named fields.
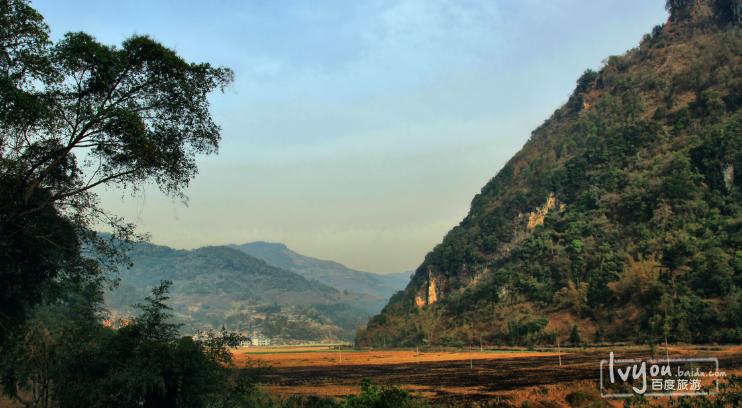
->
xmin=0 ymin=282 xmax=256 ymax=408
xmin=339 ymin=378 xmax=424 ymax=408
xmin=569 ymin=325 xmax=582 ymax=346
xmin=565 ymin=391 xmax=595 ymax=407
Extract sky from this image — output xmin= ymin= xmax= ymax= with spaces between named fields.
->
xmin=33 ymin=0 xmax=669 ymax=274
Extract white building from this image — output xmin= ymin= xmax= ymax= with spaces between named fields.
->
xmin=251 ymin=336 xmax=271 ymax=347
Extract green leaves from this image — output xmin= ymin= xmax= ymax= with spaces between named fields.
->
xmin=1 ymin=281 xmax=259 ymax=408
xmin=340 ymin=378 xmax=422 ymax=408
xmin=0 ymin=0 xmax=232 ymax=349
xmin=132 ymin=280 xmax=182 ymax=343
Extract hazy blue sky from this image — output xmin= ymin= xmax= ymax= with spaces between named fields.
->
xmin=34 ymin=0 xmax=669 ymax=274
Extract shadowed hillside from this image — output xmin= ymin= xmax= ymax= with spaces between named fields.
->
xmin=230 ymin=242 xmax=409 ymax=298
xmin=107 ymin=242 xmax=385 ymax=341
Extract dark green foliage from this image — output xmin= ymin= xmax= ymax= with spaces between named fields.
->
xmin=565 ymin=391 xmax=595 ymax=407
xmin=714 ymin=0 xmax=742 ymax=25
xmin=0 ymin=0 xmax=230 ymax=352
xmin=0 ymin=191 xmax=89 ymax=346
xmin=652 ymin=25 xmax=664 ymax=39
xmin=665 ymin=0 xmax=700 ymax=21
xmin=361 ymin=11 xmax=742 ymax=347
xmin=594 ymin=324 xmax=605 ymax=343
xmin=569 ymin=325 xmax=581 ymax=346
xmin=339 ymin=378 xmax=423 ymax=408
xmin=1 ymin=282 xmax=254 ymax=408
xmin=0 ymin=0 xmax=53 ymax=126
xmin=576 ymin=69 xmax=598 ymax=93
xmin=132 ymin=280 xmax=183 ymax=342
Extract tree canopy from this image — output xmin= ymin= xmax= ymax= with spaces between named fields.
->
xmin=0 ymin=0 xmax=233 ymax=339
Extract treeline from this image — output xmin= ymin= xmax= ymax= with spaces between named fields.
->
xmin=1 ymin=282 xmax=262 ymax=407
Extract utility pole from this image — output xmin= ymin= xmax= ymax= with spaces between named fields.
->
xmin=665 ymin=335 xmax=670 ymax=369
xmin=557 ymin=338 xmax=562 ymax=366
xmin=417 ymin=346 xmax=419 ymax=364
xmin=480 ymin=335 xmax=482 ymax=352
xmin=470 ymin=347 xmax=473 ymax=369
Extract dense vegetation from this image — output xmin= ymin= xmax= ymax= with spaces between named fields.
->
xmin=358 ymin=0 xmax=742 ymax=349
xmin=0 ymin=282 xmax=266 ymax=407
xmin=0 ymin=0 xmax=262 ymax=404
xmin=9 ymin=0 xmax=742 ymax=405
xmin=122 ymin=243 xmax=336 ymax=302
xmin=108 ymin=241 xmax=384 ymax=341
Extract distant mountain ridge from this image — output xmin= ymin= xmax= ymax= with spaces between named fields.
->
xmin=119 ymin=243 xmax=339 ymax=303
xmin=106 ymin=242 xmax=385 ymax=341
xmin=229 ymin=242 xmax=410 ymax=298
xmin=374 ymin=271 xmax=414 ymax=292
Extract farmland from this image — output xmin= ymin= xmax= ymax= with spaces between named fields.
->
xmin=234 ymin=346 xmax=742 ymax=405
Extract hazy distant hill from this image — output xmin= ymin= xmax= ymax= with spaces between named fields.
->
xmin=374 ymin=271 xmax=414 ymax=291
xmin=120 ymin=243 xmax=338 ymax=303
xmin=229 ymin=242 xmax=409 ymax=298
xmin=106 ymin=242 xmax=385 ymax=341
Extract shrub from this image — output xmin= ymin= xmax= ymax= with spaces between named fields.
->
xmin=339 ymin=378 xmax=424 ymax=408
xmin=570 ymin=325 xmax=582 ymax=346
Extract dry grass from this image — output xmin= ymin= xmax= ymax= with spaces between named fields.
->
xmin=233 ymin=346 xmax=742 ymax=406
xmin=233 ymin=347 xmax=557 ymax=368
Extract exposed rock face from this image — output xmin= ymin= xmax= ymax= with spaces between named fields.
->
xmin=527 ymin=193 xmax=560 ymax=229
xmin=415 ymin=193 xmax=561 ymax=307
xmin=428 ymin=276 xmax=438 ymax=304
xmin=415 ymin=268 xmax=446 ymax=307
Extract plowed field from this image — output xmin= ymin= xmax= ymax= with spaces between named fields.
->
xmin=233 ymin=346 xmax=742 ymax=404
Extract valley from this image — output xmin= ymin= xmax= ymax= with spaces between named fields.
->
xmin=106 ymin=241 xmax=408 ymax=342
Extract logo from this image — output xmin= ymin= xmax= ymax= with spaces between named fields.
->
xmin=600 ymin=352 xmax=725 ymax=397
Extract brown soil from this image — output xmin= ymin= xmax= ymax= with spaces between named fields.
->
xmin=234 ymin=346 xmax=742 ymax=405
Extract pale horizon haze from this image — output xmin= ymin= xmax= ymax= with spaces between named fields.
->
xmin=34 ymin=1 xmax=670 ymax=274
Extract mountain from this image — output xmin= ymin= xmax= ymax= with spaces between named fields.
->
xmin=229 ymin=242 xmax=409 ymax=298
xmin=374 ymin=271 xmax=414 ymax=290
xmin=106 ymin=242 xmax=385 ymax=341
xmin=357 ymin=1 xmax=742 ymax=348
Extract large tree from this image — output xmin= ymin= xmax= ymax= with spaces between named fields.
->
xmin=0 ymin=0 xmax=232 ymax=340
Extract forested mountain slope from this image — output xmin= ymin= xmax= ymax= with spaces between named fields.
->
xmin=106 ymin=242 xmax=384 ymax=340
xmin=119 ymin=243 xmax=338 ymax=304
xmin=357 ymin=0 xmax=742 ymax=348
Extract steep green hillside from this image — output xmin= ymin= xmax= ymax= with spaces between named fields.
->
xmin=358 ymin=1 xmax=742 ymax=348
xmin=107 ymin=243 xmax=384 ymax=341
xmin=230 ymin=242 xmax=407 ymax=298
